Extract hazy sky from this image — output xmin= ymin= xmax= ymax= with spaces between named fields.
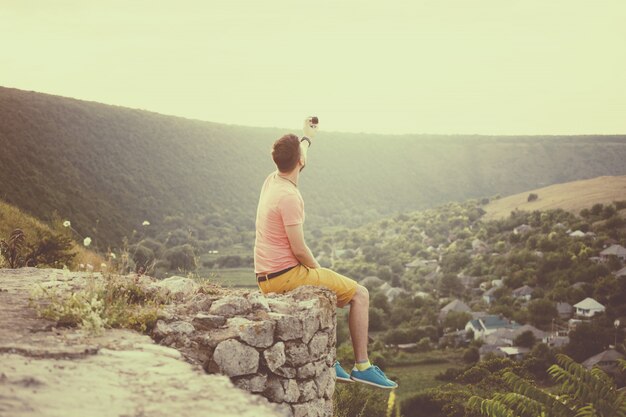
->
xmin=2 ymin=0 xmax=625 ymax=135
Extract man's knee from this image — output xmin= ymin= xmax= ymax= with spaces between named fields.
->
xmin=351 ymin=285 xmax=369 ymax=305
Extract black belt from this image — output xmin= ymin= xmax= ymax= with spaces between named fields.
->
xmin=256 ymin=264 xmax=299 ymax=282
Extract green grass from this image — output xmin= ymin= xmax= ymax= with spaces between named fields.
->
xmin=384 ymin=350 xmax=465 ymax=401
xmin=195 ymin=267 xmax=256 ymax=288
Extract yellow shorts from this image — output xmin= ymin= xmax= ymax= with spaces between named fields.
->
xmin=257 ymin=264 xmax=358 ymax=308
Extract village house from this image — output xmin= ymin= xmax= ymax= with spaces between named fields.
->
xmin=615 ymin=266 xmax=626 ymax=278
xmin=482 ymin=287 xmax=499 ymax=305
xmin=479 ymin=345 xmax=529 ymax=361
xmin=483 ymin=324 xmax=549 ymax=346
xmin=512 ymin=285 xmax=534 ymax=301
xmin=465 ymin=315 xmax=520 ymax=340
xmin=582 ymin=349 xmax=625 ymax=376
xmin=457 ymin=273 xmax=477 ymax=289
xmin=600 ymin=244 xmax=626 ymax=262
xmin=439 ymin=299 xmax=472 ymax=322
xmin=513 ymin=224 xmax=532 ymax=235
xmin=383 ymin=287 xmax=407 ymax=302
xmin=574 ymin=297 xmax=605 ymax=318
xmin=404 ymin=259 xmax=423 ymax=270
xmin=556 ymin=302 xmax=574 ymax=319
xmin=471 ymin=238 xmax=489 ymax=254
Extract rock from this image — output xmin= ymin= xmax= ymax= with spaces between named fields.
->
xmin=282 ymin=379 xmax=300 ymax=403
xmin=299 ymin=380 xmax=317 ymax=402
xmin=297 ymin=360 xmax=326 ymax=379
xmin=300 ymin=314 xmax=319 ymax=344
xmin=267 ymin=298 xmax=293 ymax=314
xmin=263 ymin=342 xmax=286 ymax=372
xmin=324 ymin=346 xmax=336 ymax=367
xmin=152 ymin=320 xmax=172 ymax=340
xmin=317 ymin=298 xmax=334 ymax=330
xmin=291 ymin=400 xmax=322 ymax=417
xmin=192 ymin=313 xmax=226 ymax=331
xmin=228 ymin=317 xmax=275 ymax=348
xmin=270 ymin=313 xmax=303 ymax=341
xmin=169 ymin=321 xmax=195 ymax=335
xmin=151 ymin=276 xmax=198 ymax=301
xmin=193 ymin=326 xmax=238 ymax=349
xmin=265 ymin=376 xmax=285 ymax=402
xmin=209 ymin=296 xmax=252 ymax=317
xmin=156 ymin=306 xmax=176 ymax=321
xmin=273 ymin=366 xmax=296 ymax=379
xmin=186 ymin=293 xmax=218 ymax=314
xmin=315 ymin=368 xmax=334 ymax=399
xmin=308 ymin=333 xmax=329 ymax=359
xmin=248 ymin=292 xmax=271 ymax=312
xmin=211 ymin=339 xmax=259 ymax=377
xmin=233 ymin=374 xmax=267 ymax=393
xmin=284 ymin=342 xmax=309 ymax=367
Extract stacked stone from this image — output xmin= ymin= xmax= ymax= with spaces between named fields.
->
xmin=152 ymin=285 xmax=337 ymax=417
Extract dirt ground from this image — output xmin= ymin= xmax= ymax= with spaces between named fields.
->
xmin=0 ymin=267 xmax=283 ymax=417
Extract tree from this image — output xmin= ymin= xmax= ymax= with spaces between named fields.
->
xmin=368 ymin=307 xmax=387 ymax=331
xmin=438 ymin=274 xmax=464 ymax=297
xmin=513 ymin=330 xmax=536 ymax=348
xmin=444 ymin=311 xmax=472 ymax=331
xmin=527 ymin=298 xmax=557 ymax=328
xmin=469 ymin=354 xmax=626 ymax=417
xmin=164 ymin=244 xmax=197 ymax=272
xmin=565 ymin=322 xmax=611 ymax=362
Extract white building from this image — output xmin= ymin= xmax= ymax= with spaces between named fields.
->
xmin=573 ymin=297 xmax=605 ymax=317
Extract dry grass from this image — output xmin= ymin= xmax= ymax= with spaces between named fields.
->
xmin=483 ymin=175 xmax=626 ymax=221
xmin=0 ymin=198 xmax=104 ymax=270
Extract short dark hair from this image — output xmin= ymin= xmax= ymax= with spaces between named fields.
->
xmin=272 ymin=134 xmax=300 ymax=173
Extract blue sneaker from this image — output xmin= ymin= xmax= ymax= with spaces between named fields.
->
xmin=334 ymin=361 xmax=353 ymax=383
xmin=350 ymin=365 xmax=398 ymax=389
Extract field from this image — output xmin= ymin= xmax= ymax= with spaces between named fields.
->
xmin=385 ymin=350 xmax=466 ymax=401
xmin=195 ymin=267 xmax=256 ymax=288
xmin=483 ymin=175 xmax=626 ymax=221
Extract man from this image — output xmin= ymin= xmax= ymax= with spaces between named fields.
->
xmin=254 ymin=117 xmax=397 ymax=389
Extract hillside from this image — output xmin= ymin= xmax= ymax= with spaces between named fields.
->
xmin=482 ymin=175 xmax=626 ymax=221
xmin=2 ymin=86 xmax=626 ymax=253
xmin=0 ymin=198 xmax=103 ymax=269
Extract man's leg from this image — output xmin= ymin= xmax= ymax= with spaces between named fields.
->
xmin=349 ymin=285 xmax=369 ymax=362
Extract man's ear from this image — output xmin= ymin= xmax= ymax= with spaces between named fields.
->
xmin=299 ymin=155 xmax=306 ymax=172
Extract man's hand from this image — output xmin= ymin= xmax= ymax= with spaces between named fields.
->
xmin=303 ymin=116 xmax=318 ymax=139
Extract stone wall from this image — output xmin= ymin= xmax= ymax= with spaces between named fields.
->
xmin=152 ymin=283 xmax=337 ymax=417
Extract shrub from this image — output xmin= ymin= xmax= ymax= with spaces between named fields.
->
xmin=527 ymin=193 xmax=538 ymax=202
xmin=463 ymin=347 xmax=480 ymax=364
xmin=0 ymin=228 xmax=76 ymax=268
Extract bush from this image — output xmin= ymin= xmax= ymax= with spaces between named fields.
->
xmin=416 ymin=336 xmax=433 ymax=352
xmin=463 ymin=347 xmax=480 ymax=364
xmin=164 ymin=244 xmax=197 ymax=271
xmin=0 ymin=228 xmax=76 ymax=268
xmin=527 ymin=193 xmax=538 ymax=202
xmin=435 ymin=367 xmax=464 ymax=381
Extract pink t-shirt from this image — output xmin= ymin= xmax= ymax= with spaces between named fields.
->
xmin=254 ymin=172 xmax=305 ymax=274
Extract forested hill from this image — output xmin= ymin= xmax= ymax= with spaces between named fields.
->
xmin=1 ymin=85 xmax=626 ymax=247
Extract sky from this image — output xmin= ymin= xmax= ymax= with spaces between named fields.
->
xmin=2 ymin=0 xmax=626 ymax=135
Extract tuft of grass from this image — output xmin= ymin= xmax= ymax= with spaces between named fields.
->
xmin=29 ymin=272 xmax=170 ymax=335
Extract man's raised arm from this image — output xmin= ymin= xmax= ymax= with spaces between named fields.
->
xmin=299 ymin=116 xmax=318 ymax=169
